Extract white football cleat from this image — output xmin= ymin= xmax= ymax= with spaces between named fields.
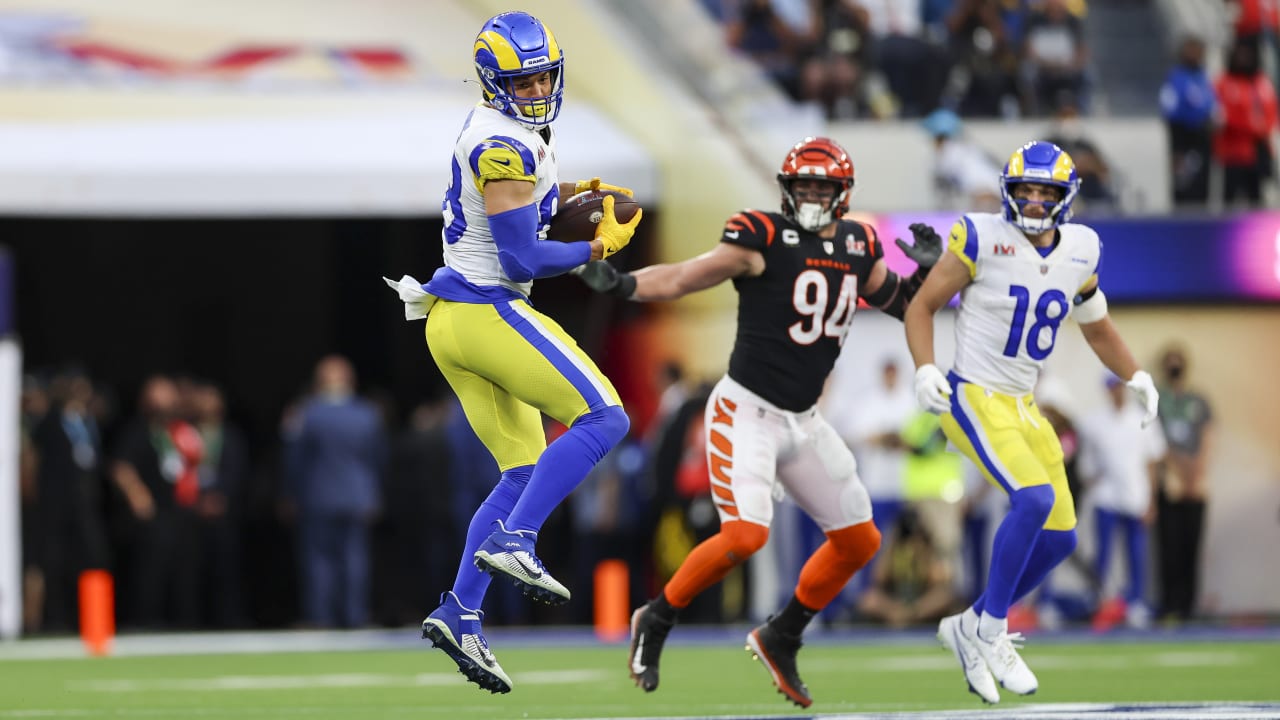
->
xmin=938 ymin=613 xmax=1000 ymax=704
xmin=973 ymin=627 xmax=1038 ymax=695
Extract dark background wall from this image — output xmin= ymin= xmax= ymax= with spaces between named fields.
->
xmin=3 ymin=216 xmax=619 ymax=450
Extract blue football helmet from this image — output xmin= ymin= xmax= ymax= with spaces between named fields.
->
xmin=1000 ymin=141 xmax=1081 ymax=233
xmin=473 ymin=12 xmax=564 ymax=128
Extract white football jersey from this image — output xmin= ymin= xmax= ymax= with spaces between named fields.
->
xmin=948 ymin=212 xmax=1102 ymax=396
xmin=439 ymin=103 xmax=560 ymax=297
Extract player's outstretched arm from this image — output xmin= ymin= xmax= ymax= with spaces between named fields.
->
xmin=575 ymin=243 xmax=762 ymax=302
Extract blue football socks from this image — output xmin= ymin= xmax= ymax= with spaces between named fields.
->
xmin=451 ymin=465 xmax=531 ymax=609
xmin=976 ymin=484 xmax=1055 ymax=626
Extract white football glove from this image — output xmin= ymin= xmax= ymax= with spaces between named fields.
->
xmin=914 ymin=363 xmax=953 ymax=414
xmin=1126 ymin=370 xmax=1159 ymax=428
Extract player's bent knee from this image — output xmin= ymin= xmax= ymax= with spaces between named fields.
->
xmin=721 ymin=519 xmax=769 ymax=558
xmin=1011 ymin=484 xmax=1056 ymax=520
xmin=827 ymin=520 xmax=881 ymax=567
xmin=588 ymin=404 xmax=630 ymax=440
xmin=572 ymin=405 xmax=630 ymax=454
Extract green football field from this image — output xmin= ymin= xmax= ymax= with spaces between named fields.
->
xmin=2 ymin=634 xmax=1278 ymax=719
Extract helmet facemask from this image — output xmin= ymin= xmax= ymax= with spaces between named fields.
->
xmin=482 ymin=66 xmax=563 ymax=127
xmin=780 ymin=178 xmax=848 ymax=232
xmin=1001 ymin=180 xmax=1077 ymax=233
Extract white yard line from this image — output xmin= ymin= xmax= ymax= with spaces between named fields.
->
xmin=67 ymin=668 xmax=607 ymax=692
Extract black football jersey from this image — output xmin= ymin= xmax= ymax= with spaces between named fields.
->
xmin=721 ymin=209 xmax=884 ymax=412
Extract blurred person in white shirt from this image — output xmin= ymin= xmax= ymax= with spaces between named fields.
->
xmin=922 ymin=109 xmax=1002 ymax=211
xmin=822 ymin=357 xmax=915 ymax=604
xmin=1076 ymin=373 xmax=1167 ymax=629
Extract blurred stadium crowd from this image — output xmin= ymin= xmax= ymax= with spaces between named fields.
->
xmin=707 ymin=0 xmax=1277 ymax=209
xmin=17 ymin=342 xmax=1211 ymax=636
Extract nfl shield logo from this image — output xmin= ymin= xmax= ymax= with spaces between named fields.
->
xmin=1040 ymin=264 xmax=1049 ymax=275
xmin=823 ymin=241 xmax=834 ymax=255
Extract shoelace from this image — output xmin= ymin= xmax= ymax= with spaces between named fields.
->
xmin=989 ymin=631 xmax=1027 ymax=669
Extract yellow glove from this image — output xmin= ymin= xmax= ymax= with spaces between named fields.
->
xmin=595 ymin=194 xmax=643 ymax=258
xmin=574 ymin=177 xmax=634 ymax=198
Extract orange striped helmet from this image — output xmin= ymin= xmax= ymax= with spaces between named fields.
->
xmin=777 ymin=137 xmax=855 ymax=232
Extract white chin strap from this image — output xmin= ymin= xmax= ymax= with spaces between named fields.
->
xmin=795 ymin=203 xmax=832 ymax=232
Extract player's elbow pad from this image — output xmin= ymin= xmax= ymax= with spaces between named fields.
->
xmin=491 ymin=204 xmax=591 ymax=282
xmin=1073 ymin=287 xmax=1108 ymax=324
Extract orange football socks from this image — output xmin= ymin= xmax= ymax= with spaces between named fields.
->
xmin=663 ymin=519 xmax=769 ymax=608
xmin=795 ymin=520 xmax=882 ymax=610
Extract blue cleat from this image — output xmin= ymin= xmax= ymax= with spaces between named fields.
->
xmin=421 ymin=592 xmax=512 ymax=694
xmin=473 ymin=520 xmax=571 ymax=606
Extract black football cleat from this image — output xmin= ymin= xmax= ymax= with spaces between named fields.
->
xmin=627 ymin=602 xmax=675 ymax=692
xmin=746 ymin=619 xmax=812 ymax=708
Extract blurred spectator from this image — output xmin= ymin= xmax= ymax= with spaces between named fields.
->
xmin=31 ymin=369 xmax=110 ymax=632
xmin=19 ymin=375 xmax=48 ymax=633
xmin=376 ymin=395 xmax=457 ymax=626
xmin=721 ymin=0 xmax=820 ymax=102
xmin=1160 ymin=36 xmax=1218 ymax=206
xmin=1044 ymin=91 xmax=1117 ymax=212
xmin=1154 ymin=345 xmax=1212 ymax=622
xmin=647 ymin=382 xmax=725 ymax=622
xmin=799 ymin=0 xmax=869 ymax=119
xmin=944 ymin=0 xmax=1022 ymax=117
xmin=1213 ymin=36 xmax=1279 ymax=207
xmin=854 ymin=508 xmax=959 ymax=627
xmin=1226 ymin=0 xmax=1280 ymax=96
xmin=110 ymin=375 xmax=205 ymax=629
xmin=1019 ymin=0 xmax=1089 ymax=116
xmin=899 ymin=410 xmax=964 ymax=585
xmin=650 ymin=360 xmax=691 ymax=441
xmin=282 ymin=355 xmax=386 ymax=628
xmin=189 ymin=380 xmax=250 ymax=628
xmin=826 ymin=357 xmax=914 ymax=600
xmin=853 ymin=0 xmax=952 ymax=117
xmin=1076 ymin=374 xmax=1168 ymax=631
xmin=922 ymin=108 xmax=1002 ymax=211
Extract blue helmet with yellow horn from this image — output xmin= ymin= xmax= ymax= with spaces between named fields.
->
xmin=473 ymin=12 xmax=564 ymax=128
xmin=1000 ymin=141 xmax=1081 ymax=233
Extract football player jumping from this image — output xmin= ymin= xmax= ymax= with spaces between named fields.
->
xmin=389 ymin=11 xmax=643 ymax=695
xmin=577 ymin=136 xmax=942 ymax=708
xmin=904 ymin=140 xmax=1159 ymax=704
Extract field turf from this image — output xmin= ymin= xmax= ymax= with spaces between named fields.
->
xmin=1 ymin=629 xmax=1277 ymax=719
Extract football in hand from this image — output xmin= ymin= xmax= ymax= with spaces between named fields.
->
xmin=547 ymin=190 xmax=640 ymax=243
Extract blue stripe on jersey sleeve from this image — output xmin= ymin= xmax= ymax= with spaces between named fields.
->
xmin=962 ymin=215 xmax=980 ymax=265
xmin=1095 ymin=238 xmax=1104 ymax=277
